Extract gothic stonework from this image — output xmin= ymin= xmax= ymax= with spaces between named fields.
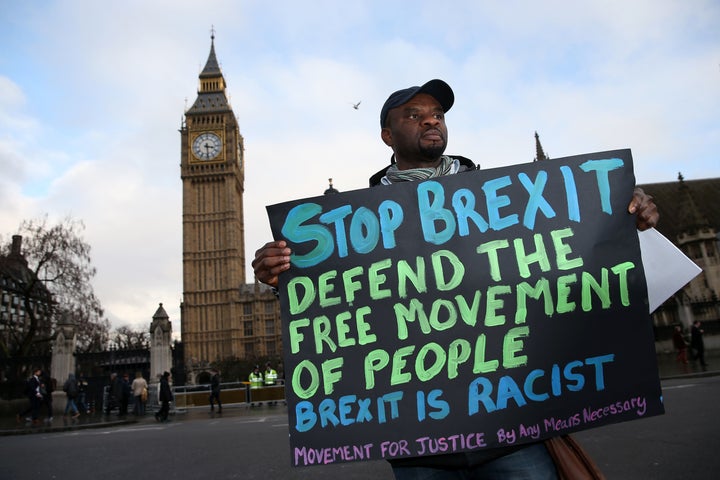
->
xmin=51 ymin=319 xmax=77 ymax=387
xmin=180 ymin=35 xmax=281 ymax=372
xmin=639 ymin=175 xmax=720 ymax=329
xmin=149 ymin=303 xmax=172 ymax=381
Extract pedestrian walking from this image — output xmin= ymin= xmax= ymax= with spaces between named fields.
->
xmin=155 ymin=371 xmax=173 ymax=422
xmin=62 ymin=373 xmax=81 ymax=419
xmin=673 ymin=325 xmax=689 ymax=364
xmin=209 ymin=369 xmax=222 ymax=413
xmin=690 ymin=320 xmax=708 ymax=367
xmin=76 ymin=375 xmax=90 ymax=413
xmin=17 ymin=367 xmax=43 ymax=425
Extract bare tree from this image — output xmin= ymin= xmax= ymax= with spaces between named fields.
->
xmin=0 ymin=215 xmax=109 ymax=356
xmin=112 ymin=325 xmax=150 ymax=349
xmin=75 ymin=307 xmax=111 ymax=353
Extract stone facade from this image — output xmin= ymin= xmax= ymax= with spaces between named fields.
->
xmin=149 ymin=303 xmax=173 ymax=382
xmin=638 ymin=175 xmax=720 ymax=332
xmin=50 ymin=317 xmax=77 ymax=387
xmin=179 ymin=35 xmax=282 ymax=374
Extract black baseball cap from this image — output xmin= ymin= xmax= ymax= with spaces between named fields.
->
xmin=380 ymin=79 xmax=454 ymax=128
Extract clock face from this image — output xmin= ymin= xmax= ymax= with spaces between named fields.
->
xmin=192 ymin=132 xmax=222 ymax=161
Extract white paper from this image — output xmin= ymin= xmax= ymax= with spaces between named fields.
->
xmin=639 ymin=228 xmax=702 ymax=313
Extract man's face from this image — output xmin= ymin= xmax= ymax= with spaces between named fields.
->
xmin=382 ymin=93 xmax=448 ymax=167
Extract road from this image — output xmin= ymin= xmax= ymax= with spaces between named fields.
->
xmin=1 ymin=375 xmax=718 ymax=479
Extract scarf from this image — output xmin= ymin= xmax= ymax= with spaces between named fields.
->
xmin=383 ymin=155 xmax=459 ymax=184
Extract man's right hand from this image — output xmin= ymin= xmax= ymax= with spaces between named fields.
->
xmin=252 ymin=240 xmax=291 ymax=288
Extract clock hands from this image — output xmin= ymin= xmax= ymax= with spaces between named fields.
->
xmin=192 ymin=133 xmax=221 ymax=160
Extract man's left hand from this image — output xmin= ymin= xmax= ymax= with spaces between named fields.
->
xmin=629 ymin=187 xmax=658 ymax=231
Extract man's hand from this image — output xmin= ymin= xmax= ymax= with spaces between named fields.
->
xmin=628 ymin=187 xmax=659 ymax=231
xmin=252 ymin=240 xmax=291 ymax=288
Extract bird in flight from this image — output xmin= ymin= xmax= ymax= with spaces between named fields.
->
xmin=351 ymin=101 xmax=361 ymax=110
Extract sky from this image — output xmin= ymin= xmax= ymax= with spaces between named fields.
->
xmin=1 ymin=0 xmax=718 ymax=336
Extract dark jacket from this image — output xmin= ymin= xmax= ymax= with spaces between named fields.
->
xmin=159 ymin=377 xmax=173 ymax=403
xmin=672 ymin=330 xmax=687 ymax=350
xmin=110 ymin=375 xmax=123 ymax=400
xmin=25 ymin=375 xmax=42 ymax=399
xmin=691 ymin=324 xmax=704 ymax=350
xmin=121 ymin=377 xmax=131 ymax=401
xmin=211 ymin=374 xmax=221 ymax=394
xmin=63 ymin=374 xmax=79 ymax=398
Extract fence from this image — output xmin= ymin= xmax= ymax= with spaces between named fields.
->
xmin=172 ymin=380 xmax=286 ymax=411
xmin=102 ymin=380 xmax=286 ymax=414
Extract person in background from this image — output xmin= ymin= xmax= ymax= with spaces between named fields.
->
xmin=209 ymin=369 xmax=222 ymax=413
xmin=264 ymin=362 xmax=279 ymax=406
xmin=106 ymin=372 xmax=122 ymax=415
xmin=690 ymin=320 xmax=708 ymax=368
xmin=155 ymin=371 xmax=173 ymax=422
xmin=119 ymin=372 xmax=131 ymax=416
xmin=17 ymin=367 xmax=43 ymax=425
xmin=131 ymin=371 xmax=148 ymax=416
xmin=673 ymin=325 xmax=689 ymax=364
xmin=249 ymin=365 xmax=263 ymax=389
xmin=264 ymin=362 xmax=278 ymax=386
xmin=62 ymin=373 xmax=81 ymax=419
xmin=76 ymin=375 xmax=89 ymax=414
xmin=252 ymin=79 xmax=660 ymax=480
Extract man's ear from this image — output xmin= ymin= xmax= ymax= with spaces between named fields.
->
xmin=381 ymin=127 xmax=393 ymax=147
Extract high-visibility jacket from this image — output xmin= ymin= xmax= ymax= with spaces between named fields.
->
xmin=249 ymin=371 xmax=263 ymax=389
xmin=264 ymin=368 xmax=278 ymax=385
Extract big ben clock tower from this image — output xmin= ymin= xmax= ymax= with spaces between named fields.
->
xmin=180 ymin=33 xmax=246 ymax=371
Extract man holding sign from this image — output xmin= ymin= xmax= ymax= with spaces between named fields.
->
xmin=253 ymin=79 xmax=659 ymax=479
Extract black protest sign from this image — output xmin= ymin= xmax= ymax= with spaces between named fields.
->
xmin=266 ymin=149 xmax=664 ymax=467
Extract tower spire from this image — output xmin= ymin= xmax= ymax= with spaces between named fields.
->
xmin=324 ymin=178 xmax=340 ymax=195
xmin=533 ymin=131 xmax=549 ymax=162
xmin=676 ymin=173 xmax=710 ymax=234
xmin=186 ymin=33 xmax=229 ymax=113
xmin=199 ymin=30 xmax=222 ymax=80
